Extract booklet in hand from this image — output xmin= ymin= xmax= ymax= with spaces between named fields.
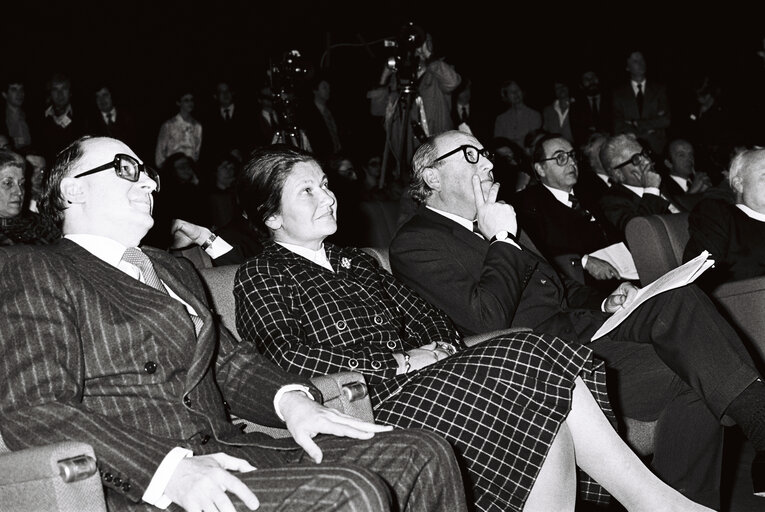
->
xmin=590 ymin=250 xmax=715 ymax=341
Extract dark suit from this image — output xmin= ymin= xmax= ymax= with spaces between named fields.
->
xmin=389 ymin=206 xmax=764 ymax=507
xmin=0 ymin=240 xmax=464 ymax=511
xmin=202 ymin=104 xmax=252 ymax=163
xmin=87 ymin=109 xmax=138 ymax=148
xmin=612 ymin=81 xmax=671 ymax=155
xmin=571 ymin=93 xmax=612 ymax=146
xmin=37 ymin=110 xmax=87 ymax=162
xmin=661 ymin=175 xmax=705 ymax=212
xmin=598 ymin=183 xmax=676 ymax=240
xmin=234 ymin=241 xmax=613 ymax=509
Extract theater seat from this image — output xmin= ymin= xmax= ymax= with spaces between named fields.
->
xmin=626 ymin=214 xmax=765 ymax=366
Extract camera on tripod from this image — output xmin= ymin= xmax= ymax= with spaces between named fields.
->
xmin=269 ymin=49 xmax=311 ymax=147
xmin=384 ymin=22 xmax=426 ymax=95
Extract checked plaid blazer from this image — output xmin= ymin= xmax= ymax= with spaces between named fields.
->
xmin=234 ymin=241 xmax=613 ymax=511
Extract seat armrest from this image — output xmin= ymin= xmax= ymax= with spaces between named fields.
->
xmin=463 ymin=327 xmax=532 ymax=347
xmin=711 ymin=275 xmax=765 ymax=365
xmin=0 ymin=441 xmax=105 ymax=512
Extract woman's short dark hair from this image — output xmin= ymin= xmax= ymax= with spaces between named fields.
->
xmin=38 ymin=136 xmax=91 ymax=227
xmin=238 ymin=144 xmax=317 ymax=238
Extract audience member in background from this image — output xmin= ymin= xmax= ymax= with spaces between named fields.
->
xmin=301 ymin=75 xmax=343 ymax=163
xmin=24 ymin=152 xmax=46 ymax=213
xmin=661 ymin=138 xmax=712 ymax=210
xmin=598 ymin=133 xmax=683 ymax=239
xmin=208 ymin=151 xmax=242 ymax=229
xmin=514 ymin=134 xmax=622 ymax=289
xmin=38 ymin=73 xmax=86 ymax=162
xmin=571 ymin=70 xmax=612 ymax=146
xmin=542 ymin=80 xmax=574 ymax=143
xmin=253 ymin=85 xmax=280 ymax=148
xmin=233 ymin=143 xmax=714 ymax=512
xmin=612 ymin=51 xmax=671 ymax=156
xmin=155 ymin=89 xmax=202 ymax=168
xmin=684 ymin=147 xmax=765 ymax=291
xmin=389 ymin=129 xmax=765 ymax=507
xmin=0 ymin=135 xmax=465 ymax=512
xmin=493 ymin=80 xmax=542 ymax=149
xmin=451 ymin=78 xmax=490 ymax=142
xmin=487 ymin=136 xmax=530 ymax=201
xmin=0 ymin=150 xmax=60 ymax=245
xmin=87 ymin=83 xmax=138 ymax=148
xmin=2 ymin=76 xmax=33 ymax=151
xmin=575 ymin=132 xmax=613 ymax=212
xmin=202 ymin=80 xmax=249 ymax=167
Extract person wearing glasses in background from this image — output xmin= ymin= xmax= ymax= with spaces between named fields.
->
xmin=512 ymin=134 xmax=624 ymax=289
xmin=597 ymin=133 xmax=683 ymax=239
xmin=390 ymin=129 xmax=765 ymax=508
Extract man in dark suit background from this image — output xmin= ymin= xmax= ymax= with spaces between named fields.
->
xmin=389 ymin=129 xmax=765 ymax=507
xmin=611 ymin=51 xmax=671 ymax=156
xmin=202 ymin=81 xmax=251 ymax=165
xmin=0 ymin=135 xmax=467 ymax=512
xmin=571 ymin=70 xmax=612 ymax=147
xmin=37 ymin=72 xmax=87 ymax=162
xmin=661 ymin=138 xmax=713 ymax=211
xmin=598 ymin=133 xmax=683 ymax=239
xmin=87 ymin=84 xmax=138 ymax=149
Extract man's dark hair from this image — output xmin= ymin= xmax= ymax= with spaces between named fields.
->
xmin=39 ymin=136 xmax=92 ymax=226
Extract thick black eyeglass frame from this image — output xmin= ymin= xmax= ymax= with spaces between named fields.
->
xmin=539 ymin=150 xmax=578 ymax=167
xmin=73 ymin=154 xmax=161 ymax=191
xmin=433 ymin=144 xmax=493 ymax=164
xmin=613 ymin=149 xmax=652 ymax=170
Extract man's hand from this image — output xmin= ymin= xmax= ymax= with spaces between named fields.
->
xmin=585 ymin=256 xmax=621 ymax=280
xmin=279 ymin=392 xmax=393 ymax=464
xmin=642 ymin=168 xmax=662 ymax=188
xmin=603 ymin=282 xmax=640 ymax=313
xmin=688 ymin=172 xmax=712 ymax=194
xmin=471 ymin=175 xmax=517 ymax=239
xmin=164 ymin=453 xmax=259 ymax=512
xmin=171 ymin=219 xmax=213 ymax=249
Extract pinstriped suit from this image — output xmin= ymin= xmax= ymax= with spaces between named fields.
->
xmin=234 ymin=241 xmax=614 ymax=511
xmin=0 ymin=240 xmax=466 ymax=512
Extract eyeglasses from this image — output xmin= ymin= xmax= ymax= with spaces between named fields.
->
xmin=613 ymin=149 xmax=652 ymax=170
xmin=73 ymin=154 xmax=160 ymax=191
xmin=433 ymin=144 xmax=493 ymax=165
xmin=539 ymin=150 xmax=577 ymax=167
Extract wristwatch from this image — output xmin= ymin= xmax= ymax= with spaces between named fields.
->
xmin=490 ymin=231 xmax=510 ymax=243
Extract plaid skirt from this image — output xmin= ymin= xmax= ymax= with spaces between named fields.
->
xmin=372 ymin=330 xmax=613 ymax=512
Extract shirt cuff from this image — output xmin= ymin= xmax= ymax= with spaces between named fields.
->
xmin=273 ymin=384 xmax=316 ymax=422
xmin=581 ymin=254 xmax=589 ymax=268
xmin=142 ymin=447 xmax=193 ymax=508
xmin=643 ymin=187 xmax=660 ymax=196
xmin=494 ymin=239 xmax=522 ymax=251
xmin=601 ymin=297 xmax=609 ymax=313
xmin=204 ymin=236 xmax=233 ymax=259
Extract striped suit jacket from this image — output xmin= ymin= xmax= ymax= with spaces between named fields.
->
xmin=0 ymin=240 xmax=315 ymax=506
xmin=234 ymin=242 xmax=461 ymax=408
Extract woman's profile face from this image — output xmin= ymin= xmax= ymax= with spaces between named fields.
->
xmin=267 ymin=160 xmax=337 ymax=250
xmin=0 ymin=165 xmax=25 ymax=219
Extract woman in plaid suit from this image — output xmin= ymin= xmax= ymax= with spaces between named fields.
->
xmin=233 ymin=145 xmax=712 ymax=512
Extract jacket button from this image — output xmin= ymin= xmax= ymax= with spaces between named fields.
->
xmin=370 ymin=361 xmax=382 ymax=370
xmin=386 ymin=340 xmax=397 ymax=349
xmin=144 ymin=361 xmax=157 ymax=374
xmin=335 ymin=320 xmax=347 ymax=330
xmin=183 ymin=396 xmax=191 ymax=406
xmin=122 ymin=481 xmax=131 ymax=492
xmin=223 ymin=400 xmax=231 ymax=412
xmin=103 ymin=472 xmax=113 ymax=482
xmin=201 ymin=434 xmax=210 ymax=445
xmin=113 ymin=477 xmax=123 ymax=487
xmin=348 ymin=359 xmax=359 ymax=369
xmin=373 ymin=315 xmax=384 ymax=325
xmin=540 ymin=279 xmax=547 ymax=285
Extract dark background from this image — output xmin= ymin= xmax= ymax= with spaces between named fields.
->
xmin=6 ymin=0 xmax=765 ymax=160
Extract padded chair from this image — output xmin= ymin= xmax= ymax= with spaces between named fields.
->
xmin=357 ymin=200 xmax=401 ymax=248
xmin=626 ymin=213 xmax=765 ymax=366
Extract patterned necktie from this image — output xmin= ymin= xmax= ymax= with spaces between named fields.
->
xmin=569 ymin=194 xmax=592 ymax=219
xmin=121 ymin=248 xmax=204 ymax=335
xmin=636 ymin=83 xmax=644 ymax=117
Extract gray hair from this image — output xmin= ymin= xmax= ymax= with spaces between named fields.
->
xmin=409 ymin=135 xmax=441 ymax=204
xmin=728 ymin=146 xmax=765 ymax=191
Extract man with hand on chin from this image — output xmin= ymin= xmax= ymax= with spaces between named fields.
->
xmin=390 ymin=129 xmax=765 ymax=507
xmin=0 ymin=135 xmax=467 ymax=512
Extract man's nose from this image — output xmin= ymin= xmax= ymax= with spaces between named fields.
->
xmin=137 ymin=172 xmax=158 ymax=192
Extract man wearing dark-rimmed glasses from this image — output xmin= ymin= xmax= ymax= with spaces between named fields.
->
xmin=598 ymin=133 xmax=682 ymax=237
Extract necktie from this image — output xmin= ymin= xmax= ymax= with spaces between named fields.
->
xmin=121 ymin=248 xmax=204 ymax=335
xmin=569 ymin=194 xmax=592 ymax=219
xmin=636 ymin=83 xmax=644 ymax=117
xmin=224 ymin=108 xmax=231 ymax=121
xmin=590 ymin=96 xmax=600 ymax=123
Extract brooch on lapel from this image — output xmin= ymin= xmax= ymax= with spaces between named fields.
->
xmin=340 ymin=257 xmax=351 ymax=269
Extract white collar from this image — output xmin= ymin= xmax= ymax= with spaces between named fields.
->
xmin=595 ymin=172 xmax=611 ymax=185
xmin=669 ymin=174 xmax=690 ymax=192
xmin=426 ymin=205 xmax=473 ymax=232
xmin=542 ymin=184 xmax=574 ymax=206
xmin=221 ymin=104 xmax=234 ymax=116
xmin=45 ymin=104 xmax=73 ymax=119
xmin=102 ymin=108 xmax=116 ymax=119
xmin=553 ymin=99 xmax=569 ymax=115
xmin=737 ymin=204 xmax=765 ymax=223
xmin=622 ymin=183 xmax=645 ymax=197
xmin=277 ymin=241 xmax=334 ymax=271
xmin=64 ymin=234 xmax=127 ymax=268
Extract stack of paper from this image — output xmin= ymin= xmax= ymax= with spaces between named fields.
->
xmin=590 ymin=251 xmax=715 ymax=341
xmin=589 ymin=242 xmax=639 ymax=280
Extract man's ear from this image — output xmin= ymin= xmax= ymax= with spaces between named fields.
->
xmin=731 ymin=175 xmax=744 ymax=195
xmin=265 ymin=214 xmax=282 ymax=231
xmin=422 ymin=167 xmax=440 ymax=191
xmin=60 ymin=177 xmax=85 ymax=205
xmin=664 ymin=158 xmax=673 ymax=170
xmin=533 ymin=162 xmax=546 ymax=181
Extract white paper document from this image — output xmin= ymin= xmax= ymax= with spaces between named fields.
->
xmin=589 ymin=242 xmax=639 ymax=280
xmin=590 ymin=251 xmax=715 ymax=341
